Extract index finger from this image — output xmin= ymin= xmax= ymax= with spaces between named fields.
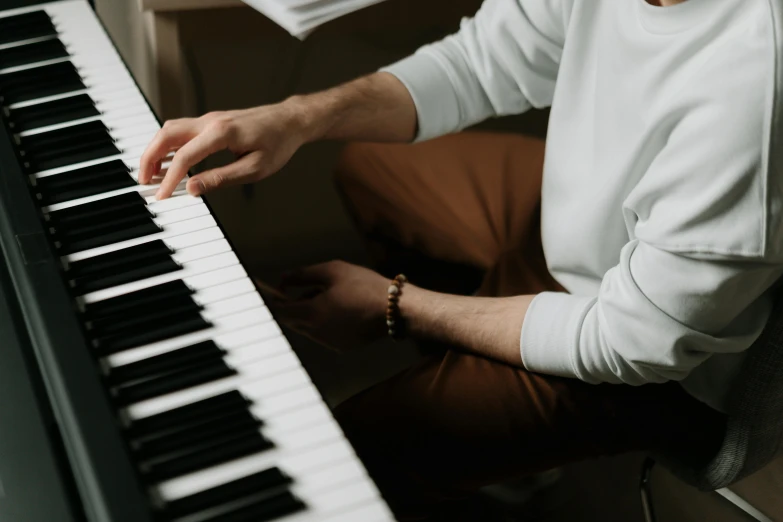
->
xmin=138 ymin=119 xmax=198 ymax=184
xmin=154 ymin=127 xmax=229 ymax=200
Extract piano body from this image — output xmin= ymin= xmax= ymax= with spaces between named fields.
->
xmin=0 ymin=1 xmax=395 ymax=520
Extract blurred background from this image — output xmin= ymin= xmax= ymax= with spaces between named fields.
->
xmin=94 ymin=1 xmax=781 ymax=520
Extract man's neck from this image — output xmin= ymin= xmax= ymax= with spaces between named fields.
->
xmin=648 ymin=0 xmax=689 ymax=6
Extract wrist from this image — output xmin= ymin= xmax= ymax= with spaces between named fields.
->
xmin=282 ymin=92 xmax=344 ymax=144
xmin=397 ymin=284 xmax=435 ymax=341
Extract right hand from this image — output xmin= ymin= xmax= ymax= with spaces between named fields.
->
xmin=139 ymin=102 xmax=310 ymax=199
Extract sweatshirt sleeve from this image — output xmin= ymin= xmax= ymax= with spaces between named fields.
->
xmin=381 ymin=0 xmax=575 ymax=141
xmin=521 ymin=245 xmax=782 ymax=385
xmin=521 ymin=30 xmax=783 ymax=386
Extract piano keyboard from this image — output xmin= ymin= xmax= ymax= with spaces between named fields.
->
xmin=0 ymin=1 xmax=395 ymax=521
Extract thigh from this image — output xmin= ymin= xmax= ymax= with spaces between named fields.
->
xmin=335 ymin=132 xmax=546 ymax=272
xmin=335 ymin=349 xmax=725 ymax=520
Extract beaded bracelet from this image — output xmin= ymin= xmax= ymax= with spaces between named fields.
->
xmin=386 ymin=274 xmax=407 ymax=340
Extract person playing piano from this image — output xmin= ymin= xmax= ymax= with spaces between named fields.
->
xmin=139 ymin=0 xmax=779 ymax=518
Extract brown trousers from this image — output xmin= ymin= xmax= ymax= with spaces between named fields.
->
xmin=332 ymin=132 xmax=726 ymax=520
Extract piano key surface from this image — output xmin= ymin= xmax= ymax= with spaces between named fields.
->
xmin=0 ymin=1 xmax=395 ymax=521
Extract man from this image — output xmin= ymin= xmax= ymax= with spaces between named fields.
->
xmin=139 ymin=0 xmax=780 ymax=518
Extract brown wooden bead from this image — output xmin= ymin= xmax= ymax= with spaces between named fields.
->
xmin=388 ymin=294 xmax=399 ymax=303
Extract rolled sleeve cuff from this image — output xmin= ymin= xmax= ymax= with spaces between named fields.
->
xmin=380 ymin=51 xmax=462 ymax=142
xmin=520 ymin=292 xmax=596 ymax=380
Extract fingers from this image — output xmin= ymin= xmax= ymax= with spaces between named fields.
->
xmin=139 ymin=119 xmax=197 ymax=185
xmin=272 ymin=297 xmax=319 ymax=334
xmin=253 ymin=278 xmax=287 ymax=301
xmin=155 ymin=124 xmax=231 ymax=200
xmin=185 ymin=152 xmax=262 ymax=196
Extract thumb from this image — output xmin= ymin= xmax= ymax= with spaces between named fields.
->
xmin=186 ymin=152 xmax=262 ymax=196
xmin=273 ymin=298 xmax=318 ymax=331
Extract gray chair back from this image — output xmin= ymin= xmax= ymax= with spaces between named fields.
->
xmin=657 ymin=291 xmax=783 ymax=490
xmin=657 ymin=0 xmax=783 ymax=492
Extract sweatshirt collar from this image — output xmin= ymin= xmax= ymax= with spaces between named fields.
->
xmin=635 ymin=0 xmax=738 ymax=34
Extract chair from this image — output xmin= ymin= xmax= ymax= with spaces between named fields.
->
xmin=639 ymin=292 xmax=783 ymax=522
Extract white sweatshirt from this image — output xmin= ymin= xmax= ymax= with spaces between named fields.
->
xmin=383 ymin=0 xmax=783 ymax=412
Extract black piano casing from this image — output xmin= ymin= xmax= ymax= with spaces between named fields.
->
xmin=0 ymin=1 xmax=156 ymax=520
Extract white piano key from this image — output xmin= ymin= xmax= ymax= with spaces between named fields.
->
xmin=202 ymin=293 xmax=263 ymax=320
xmin=107 ymin=119 xmax=159 ymax=139
xmin=147 ymin=195 xmax=204 ymax=215
xmin=191 ymin=278 xmax=256 ymax=306
xmin=105 ymin=305 xmax=278 ymax=368
xmin=64 ymin=215 xmax=217 ymax=262
xmin=127 ymin=364 xmax=311 ymax=420
xmin=224 ymin=346 xmax=299 ymax=375
xmin=169 ymin=240 xmax=231 ymax=267
xmin=303 ymin=481 xmax=380 ymax=516
xmin=115 ymin=132 xmax=157 ymax=151
xmin=184 ymin=264 xmax=249 ymax=292
xmin=249 ymin=385 xmax=322 ymax=420
xmin=153 ymin=204 xmax=210 ymax=226
xmin=261 ymin=404 xmax=334 ymax=436
xmin=294 ymin=501 xmax=396 ymax=522
xmin=162 ymin=227 xmax=224 ymax=251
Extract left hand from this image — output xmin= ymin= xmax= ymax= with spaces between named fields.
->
xmin=267 ymin=260 xmax=390 ymax=351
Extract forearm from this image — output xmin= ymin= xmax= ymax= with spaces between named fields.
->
xmin=401 ymin=285 xmax=534 ymax=367
xmin=285 ymin=72 xmax=417 ymax=144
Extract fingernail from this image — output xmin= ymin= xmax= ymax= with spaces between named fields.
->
xmin=189 ymin=180 xmax=205 ymax=196
xmin=154 ymin=189 xmax=163 ymax=200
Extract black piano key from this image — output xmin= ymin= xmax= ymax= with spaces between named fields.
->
xmin=162 ymin=467 xmax=291 ymax=520
xmin=26 ymin=141 xmax=121 ymax=172
xmin=67 ymin=240 xmax=176 ymax=293
xmin=72 ymin=256 xmax=180 ymax=294
xmin=9 ymin=93 xmax=100 ymax=133
xmin=0 ymin=39 xmax=68 ymax=70
xmin=94 ymin=314 xmax=211 ymax=355
xmin=55 ymin=213 xmax=159 ymax=255
xmin=0 ymin=59 xmax=76 ymax=90
xmin=47 ymin=192 xmax=147 ymax=228
xmin=107 ymin=340 xmax=225 ymax=387
xmin=91 ymin=299 xmax=202 ymax=337
xmin=84 ymin=280 xmax=193 ymax=321
xmin=20 ymin=120 xmax=109 ymax=152
xmin=134 ymin=409 xmax=259 ymax=460
xmin=126 ymin=391 xmax=249 ymax=441
xmin=56 ymin=208 xmax=152 ymax=237
xmin=58 ymin=220 xmax=161 ymax=255
xmin=20 ymin=121 xmax=118 ymax=172
xmin=203 ymin=491 xmax=305 ymax=522
xmin=145 ymin=431 xmax=273 ymax=482
xmin=116 ymin=361 xmax=238 ymax=407
xmin=69 ymin=239 xmax=171 ymax=277
xmin=35 ymin=160 xmax=132 ymax=205
xmin=0 ymin=61 xmax=83 ymax=105
xmin=38 ymin=174 xmax=135 ymax=205
xmin=0 ymin=11 xmax=57 ymax=46
xmin=36 ymin=158 xmax=127 ymax=191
